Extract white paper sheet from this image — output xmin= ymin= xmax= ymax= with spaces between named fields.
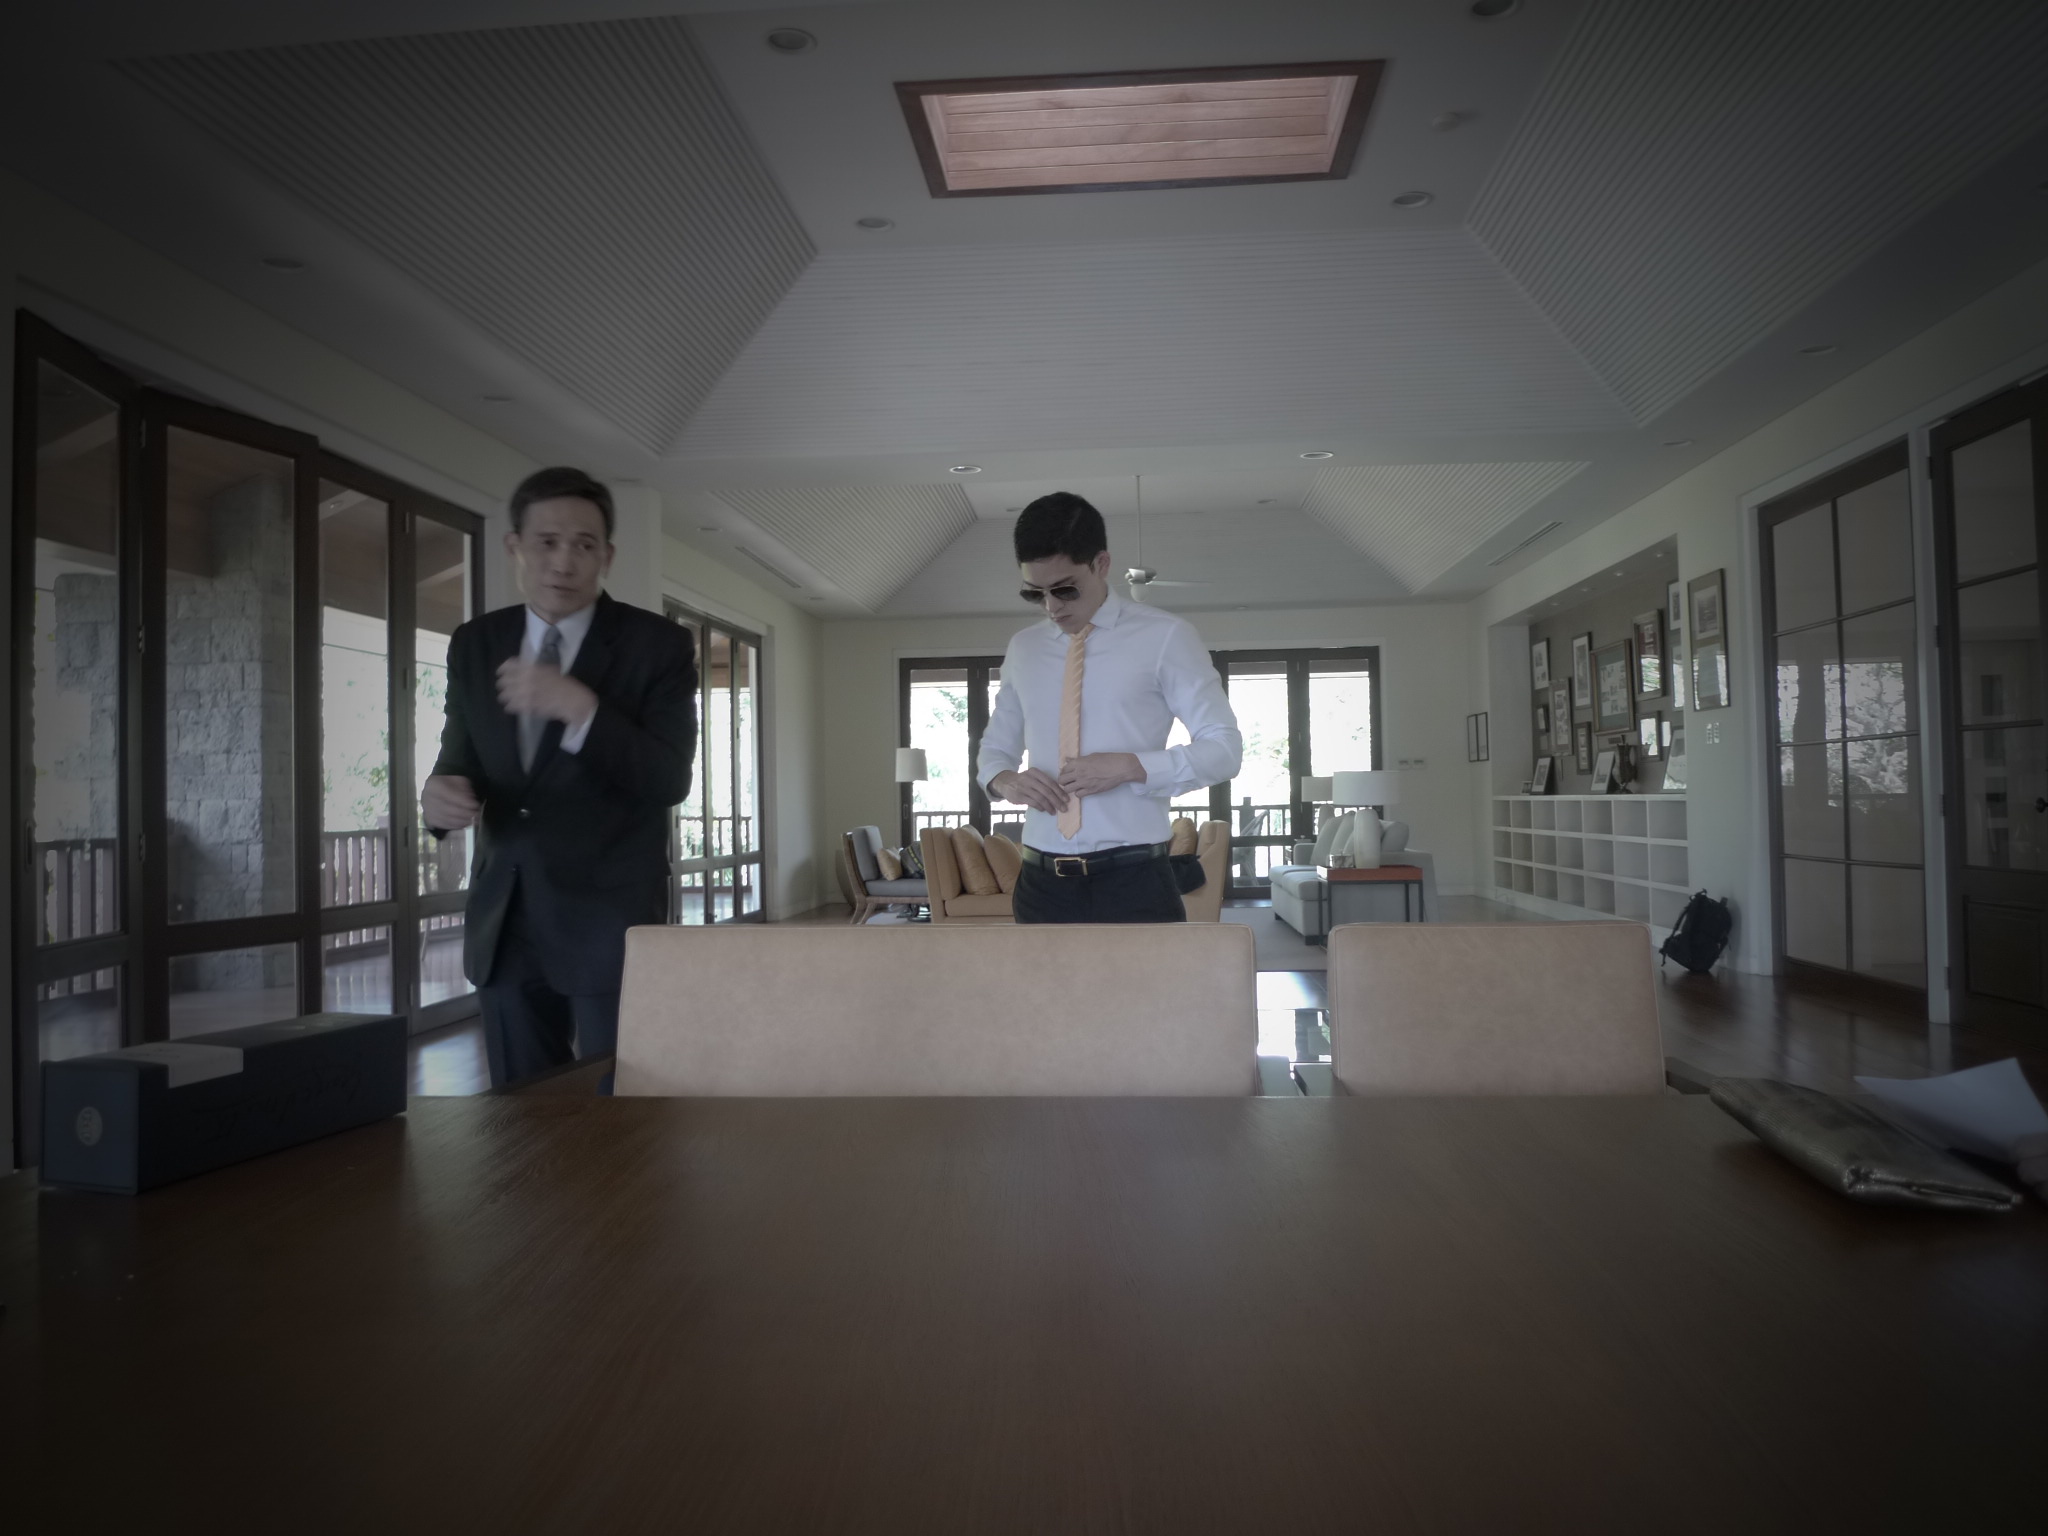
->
xmin=1855 ymin=1058 xmax=2048 ymax=1162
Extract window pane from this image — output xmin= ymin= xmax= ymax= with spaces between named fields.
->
xmin=32 ymin=362 xmax=123 ymax=944
xmin=416 ymin=516 xmax=473 ymax=895
xmin=705 ymin=631 xmax=730 ymax=857
xmin=1773 ymin=623 xmax=1842 ymax=743
xmin=1846 ymin=735 xmax=1920 ymax=864
xmin=1957 ymin=571 xmax=2040 ymax=726
xmin=39 ymin=965 xmax=122 ymax=1064
xmin=907 ymin=666 xmax=972 ymax=833
xmin=675 ymin=868 xmax=708 ymax=925
xmin=168 ymin=942 xmax=298 ymax=1038
xmin=1952 ymin=420 xmax=2035 ymax=583
xmin=1226 ymin=663 xmax=1292 ymax=842
xmin=1837 ymin=469 xmax=1913 ymax=613
xmin=734 ymin=640 xmax=758 ymax=855
xmin=710 ymin=862 xmax=736 ymax=924
xmin=165 ymin=428 xmax=297 ymax=924
xmin=672 ymin=611 xmax=707 ymax=861
xmin=1782 ymin=859 xmax=1847 ymax=969
xmin=419 ymin=915 xmax=472 ymax=1008
xmin=323 ymin=925 xmax=394 ymax=1015
xmin=1962 ymin=727 xmax=2048 ymax=870
xmin=1771 ymin=504 xmax=1835 ymax=631
xmin=320 ymin=482 xmax=391 ymax=907
xmin=1779 ymin=742 xmax=1845 ymax=859
xmin=1851 ymin=865 xmax=1925 ymax=989
xmin=1839 ymin=604 xmax=1916 ymax=740
xmin=737 ymin=859 xmax=762 ymax=919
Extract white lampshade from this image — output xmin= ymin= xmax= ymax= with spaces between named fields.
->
xmin=894 ymin=747 xmax=928 ymax=782
xmin=1333 ymin=770 xmax=1393 ymax=807
xmin=1299 ymin=776 xmax=1334 ymax=802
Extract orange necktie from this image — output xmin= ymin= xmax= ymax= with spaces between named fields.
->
xmin=1057 ymin=623 xmax=1093 ymax=839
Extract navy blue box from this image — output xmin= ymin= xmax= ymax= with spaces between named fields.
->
xmin=41 ymin=1013 xmax=407 ymax=1193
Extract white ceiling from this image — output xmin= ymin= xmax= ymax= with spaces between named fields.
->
xmin=7 ymin=0 xmax=2048 ymax=619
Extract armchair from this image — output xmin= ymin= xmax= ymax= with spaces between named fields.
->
xmin=919 ymin=825 xmax=1016 ymax=924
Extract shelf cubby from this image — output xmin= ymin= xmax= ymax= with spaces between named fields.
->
xmin=1489 ymin=796 xmax=1689 ymax=938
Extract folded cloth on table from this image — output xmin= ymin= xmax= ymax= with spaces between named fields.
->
xmin=1710 ymin=1078 xmax=2023 ymax=1212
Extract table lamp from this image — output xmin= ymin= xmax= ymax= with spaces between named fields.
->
xmin=895 ymin=747 xmax=928 ymax=782
xmin=1332 ymin=770 xmax=1392 ymax=810
xmin=1299 ymin=775 xmax=1334 ymax=833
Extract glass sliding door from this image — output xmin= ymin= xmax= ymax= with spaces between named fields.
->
xmin=410 ymin=502 xmax=478 ymax=1019
xmin=666 ymin=600 xmax=765 ymax=923
xmin=1761 ymin=443 xmax=1924 ymax=992
xmin=898 ymin=656 xmax=1002 ymax=844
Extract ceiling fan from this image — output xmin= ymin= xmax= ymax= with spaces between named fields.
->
xmin=1123 ymin=476 xmax=1208 ymax=602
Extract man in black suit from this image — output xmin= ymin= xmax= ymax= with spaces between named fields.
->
xmin=423 ymin=466 xmax=698 ymax=1087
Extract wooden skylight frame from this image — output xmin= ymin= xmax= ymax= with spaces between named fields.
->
xmin=896 ymin=60 xmax=1384 ymax=198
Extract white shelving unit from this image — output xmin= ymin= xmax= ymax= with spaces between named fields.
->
xmin=1491 ymin=795 xmax=1690 ymax=937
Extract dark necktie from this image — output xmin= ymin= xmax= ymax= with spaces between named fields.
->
xmin=519 ymin=624 xmax=563 ymax=771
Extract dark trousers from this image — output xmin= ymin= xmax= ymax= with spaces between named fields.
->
xmin=1013 ymin=851 xmax=1187 ymax=924
xmin=478 ymin=892 xmax=620 ymax=1088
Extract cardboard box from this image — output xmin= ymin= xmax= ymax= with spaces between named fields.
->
xmin=41 ymin=1013 xmax=407 ymax=1193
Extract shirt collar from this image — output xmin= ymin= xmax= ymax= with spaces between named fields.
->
xmin=526 ymin=600 xmax=597 ymax=648
xmin=1089 ymin=587 xmax=1126 ymax=631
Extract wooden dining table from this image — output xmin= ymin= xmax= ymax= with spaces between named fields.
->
xmin=3 ymin=1094 xmax=2045 ymax=1534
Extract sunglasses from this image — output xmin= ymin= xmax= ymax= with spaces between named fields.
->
xmin=1019 ymin=584 xmax=1083 ymax=606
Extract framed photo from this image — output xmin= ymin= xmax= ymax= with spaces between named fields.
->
xmin=1531 ymin=637 xmax=1551 ymax=690
xmin=1535 ymin=703 xmax=1550 ymax=738
xmin=1550 ymin=686 xmax=1570 ymax=750
xmin=1594 ymin=638 xmax=1635 ymax=732
xmin=1666 ymin=578 xmax=1687 ymax=710
xmin=1692 ymin=639 xmax=1730 ymax=711
xmin=1639 ymin=712 xmax=1662 ymax=759
xmin=1571 ymin=632 xmax=1593 ymax=708
xmin=1531 ymin=755 xmax=1554 ymax=794
xmin=1632 ymin=610 xmax=1663 ymax=701
xmin=1589 ymin=749 xmax=1616 ymax=794
xmin=1573 ymin=719 xmax=1593 ymax=774
xmin=1689 ymin=569 xmax=1725 ymax=645
xmin=1465 ymin=711 xmax=1489 ymax=762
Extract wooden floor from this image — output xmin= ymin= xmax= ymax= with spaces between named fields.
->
xmin=405 ymin=898 xmax=2048 ymax=1098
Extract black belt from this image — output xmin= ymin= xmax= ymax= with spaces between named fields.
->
xmin=1021 ymin=842 xmax=1171 ymax=879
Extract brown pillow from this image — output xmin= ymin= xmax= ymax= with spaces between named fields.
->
xmin=983 ymin=833 xmax=1022 ymax=893
xmin=875 ymin=847 xmax=903 ymax=882
xmin=950 ymin=825 xmax=1000 ymax=897
xmin=1168 ymin=817 xmax=1198 ymax=856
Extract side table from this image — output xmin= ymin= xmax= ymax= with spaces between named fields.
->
xmin=1310 ymin=863 xmax=1425 ymax=944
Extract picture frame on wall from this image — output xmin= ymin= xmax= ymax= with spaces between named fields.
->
xmin=1465 ymin=711 xmax=1489 ymax=762
xmin=1632 ymin=611 xmax=1663 ymax=701
xmin=1689 ymin=569 xmax=1726 ymax=645
xmin=1589 ymin=749 xmax=1617 ymax=794
xmin=1535 ymin=703 xmax=1550 ymax=739
xmin=1692 ymin=639 xmax=1730 ymax=710
xmin=1573 ymin=720 xmax=1593 ymax=774
xmin=1531 ymin=637 xmax=1551 ymax=690
xmin=1550 ymin=686 xmax=1571 ymax=751
xmin=1639 ymin=712 xmax=1662 ymax=759
xmin=1594 ymin=639 xmax=1635 ymax=732
xmin=1531 ymin=755 xmax=1555 ymax=794
xmin=1666 ymin=578 xmax=1687 ymax=710
xmin=1571 ymin=632 xmax=1593 ymax=708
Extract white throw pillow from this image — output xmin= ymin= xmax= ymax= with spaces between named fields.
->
xmin=1380 ymin=820 xmax=1411 ymax=854
xmin=1311 ymin=811 xmax=1354 ymax=866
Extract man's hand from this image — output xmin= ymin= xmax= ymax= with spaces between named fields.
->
xmin=990 ymin=767 xmax=1073 ymax=816
xmin=1058 ymin=752 xmax=1144 ymax=800
xmin=422 ymin=774 xmax=481 ymax=833
xmin=496 ymin=657 xmax=597 ymax=730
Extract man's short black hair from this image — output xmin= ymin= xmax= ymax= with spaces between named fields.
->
xmin=1013 ymin=492 xmax=1107 ymax=566
xmin=509 ymin=466 xmax=615 ymax=540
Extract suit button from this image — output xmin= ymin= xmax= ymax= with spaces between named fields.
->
xmin=519 ymin=808 xmax=532 ymax=820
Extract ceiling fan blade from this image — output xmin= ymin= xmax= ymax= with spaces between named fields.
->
xmin=1143 ymin=579 xmax=1209 ymax=587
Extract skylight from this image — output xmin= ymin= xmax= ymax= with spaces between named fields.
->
xmin=896 ymin=62 xmax=1383 ymax=198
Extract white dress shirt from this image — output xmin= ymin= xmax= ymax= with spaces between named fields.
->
xmin=522 ymin=603 xmax=597 ymax=754
xmin=978 ymin=590 xmax=1242 ymax=853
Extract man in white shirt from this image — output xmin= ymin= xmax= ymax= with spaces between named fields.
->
xmin=980 ymin=493 xmax=1242 ymax=922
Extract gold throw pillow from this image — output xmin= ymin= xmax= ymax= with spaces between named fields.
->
xmin=950 ymin=825 xmax=1000 ymax=897
xmin=875 ymin=847 xmax=903 ymax=882
xmin=984 ymin=833 xmax=1023 ymax=892
xmin=1168 ymin=817 xmax=1198 ymax=856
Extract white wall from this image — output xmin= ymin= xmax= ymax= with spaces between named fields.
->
xmin=817 ymin=599 xmax=1486 ymax=893
xmin=1474 ymin=253 xmax=2048 ymax=978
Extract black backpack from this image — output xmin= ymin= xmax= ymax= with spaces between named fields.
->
xmin=1660 ymin=891 xmax=1732 ymax=974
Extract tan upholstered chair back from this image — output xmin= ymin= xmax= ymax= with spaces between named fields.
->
xmin=616 ymin=923 xmax=1259 ymax=1096
xmin=1327 ymin=921 xmax=1664 ymax=1096
xmin=1182 ymin=821 xmax=1231 ymax=923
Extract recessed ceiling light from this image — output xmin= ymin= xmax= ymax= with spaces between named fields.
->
xmin=1391 ymin=190 xmax=1435 ymax=209
xmin=480 ymin=393 xmax=516 ymax=403
xmin=1432 ymin=110 xmax=1475 ymax=132
xmin=1661 ymin=438 xmax=1693 ymax=447
xmin=950 ymin=465 xmax=983 ymax=474
xmin=1470 ymin=0 xmax=1523 ymax=17
xmin=765 ymin=28 xmax=816 ymax=55
xmin=855 ymin=216 xmax=895 ymax=230
xmin=1005 ymin=506 xmax=1022 ymax=513
xmin=1257 ymin=498 xmax=1276 ymax=505
xmin=1798 ymin=343 xmax=1838 ymax=356
xmin=259 ymin=255 xmax=307 ymax=271
xmin=697 ymin=525 xmax=721 ymax=534
xmin=1300 ymin=451 xmax=1335 ymax=460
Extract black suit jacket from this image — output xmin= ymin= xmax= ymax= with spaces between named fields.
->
xmin=430 ymin=593 xmax=698 ymax=992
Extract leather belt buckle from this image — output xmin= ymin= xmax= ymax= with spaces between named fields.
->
xmin=1052 ymin=855 xmax=1089 ymax=878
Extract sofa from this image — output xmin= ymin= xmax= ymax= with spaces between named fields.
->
xmin=1269 ymin=811 xmax=1439 ymax=941
xmin=919 ymin=824 xmax=1017 ymax=923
